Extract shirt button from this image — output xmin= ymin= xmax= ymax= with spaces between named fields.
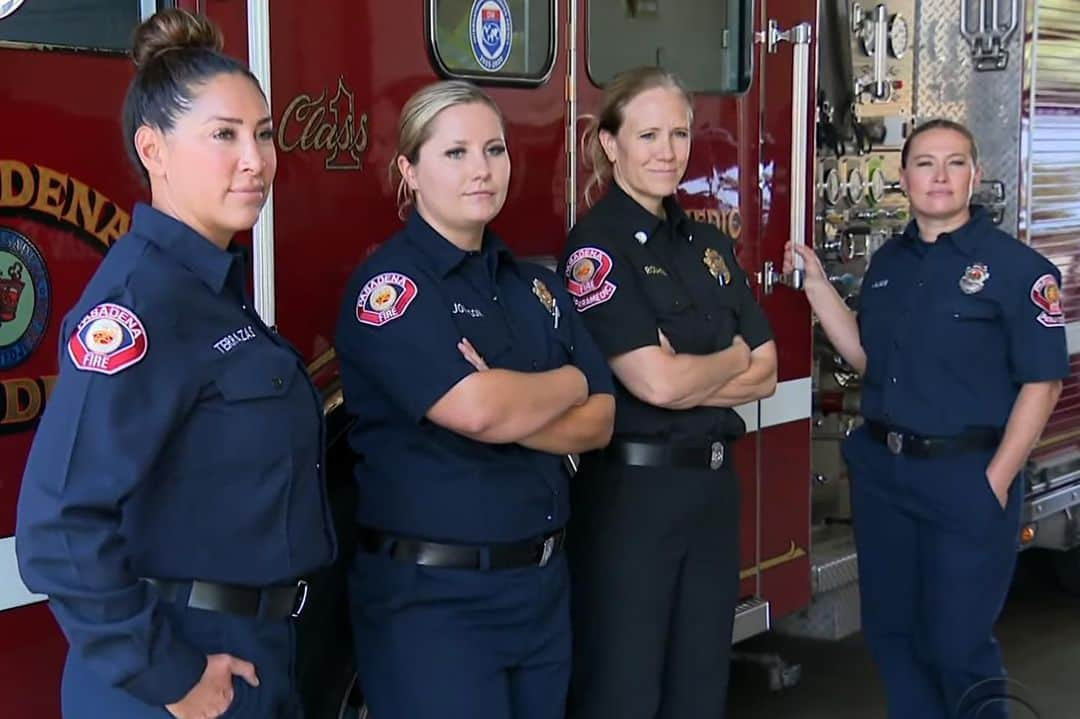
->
xmin=242 ymin=304 xmax=248 ymax=310
xmin=531 ymin=361 xmax=538 ymax=369
xmin=546 ymin=515 xmax=553 ymax=521
xmin=890 ymin=377 xmax=897 ymax=384
xmin=493 ymin=295 xmax=499 ymax=302
xmin=272 ymin=377 xmax=284 ymax=388
xmin=316 ymin=462 xmax=321 ymax=471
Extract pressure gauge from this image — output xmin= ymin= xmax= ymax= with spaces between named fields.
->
xmin=888 ymin=14 xmax=909 ymax=59
xmin=847 ymin=167 xmax=866 ymax=204
xmin=869 ymin=168 xmax=887 ymax=204
xmin=823 ymin=168 xmax=842 ymax=205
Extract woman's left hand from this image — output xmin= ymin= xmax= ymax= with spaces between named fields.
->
xmin=985 ymin=469 xmax=1009 ymax=510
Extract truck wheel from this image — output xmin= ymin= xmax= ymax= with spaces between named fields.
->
xmin=1053 ymin=546 xmax=1080 ymax=595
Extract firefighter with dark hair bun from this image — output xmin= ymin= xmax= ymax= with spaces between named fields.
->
xmin=16 ymin=9 xmax=335 ymax=718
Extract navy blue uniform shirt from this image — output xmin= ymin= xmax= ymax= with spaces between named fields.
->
xmin=858 ymin=208 xmax=1069 ymax=435
xmin=335 ymin=212 xmax=613 ymax=545
xmin=559 ymin=183 xmax=773 ymax=440
xmin=16 ymin=204 xmax=336 ymax=706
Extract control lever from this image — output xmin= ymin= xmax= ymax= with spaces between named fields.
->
xmin=760 ymin=261 xmax=804 ymax=295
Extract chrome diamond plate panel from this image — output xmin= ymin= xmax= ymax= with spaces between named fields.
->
xmin=915 ymin=0 xmax=1027 ymax=235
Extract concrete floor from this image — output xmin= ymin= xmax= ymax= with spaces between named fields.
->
xmin=727 ymin=551 xmax=1080 ymax=719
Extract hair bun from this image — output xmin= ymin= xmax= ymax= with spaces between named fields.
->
xmin=132 ymin=8 xmax=224 ymax=67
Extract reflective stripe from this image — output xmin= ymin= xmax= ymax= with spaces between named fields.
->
xmin=248 ymin=0 xmax=276 ymax=327
xmin=735 ymin=376 xmax=812 ymax=433
xmin=0 ymin=535 xmax=45 ymax=613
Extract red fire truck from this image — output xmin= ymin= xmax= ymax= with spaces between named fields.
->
xmin=2 ymin=0 xmax=1079 ymax=716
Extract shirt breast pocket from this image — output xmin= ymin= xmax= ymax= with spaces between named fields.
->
xmin=640 ymin=275 xmax=693 ymax=319
xmin=215 ymin=351 xmax=299 ymax=403
xmin=452 ymin=314 xmax=511 ymax=367
xmin=641 ymin=275 xmax=714 ymax=353
xmin=545 ymin=317 xmax=575 ymax=368
xmin=936 ymin=299 xmax=1002 ymax=359
xmin=205 ymin=349 xmax=301 ymax=472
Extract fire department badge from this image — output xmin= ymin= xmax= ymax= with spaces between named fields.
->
xmin=564 ymin=247 xmax=617 ymax=311
xmin=703 ymin=248 xmax=732 ymax=286
xmin=470 ymin=0 xmax=513 ymax=72
xmin=532 ymin=278 xmax=560 ymax=328
xmin=67 ymin=303 xmax=148 ymax=375
xmin=1030 ymin=273 xmax=1065 ymax=327
xmin=0 ymin=227 xmax=51 ymax=371
xmin=959 ymin=263 xmax=989 ymax=294
xmin=356 ymin=272 xmax=419 ymax=327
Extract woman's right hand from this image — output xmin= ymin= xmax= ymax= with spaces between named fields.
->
xmin=783 ymin=241 xmax=827 ymax=288
xmin=166 ymin=653 xmax=259 ymax=719
xmin=458 ymin=337 xmax=490 ymax=371
xmin=729 ymin=335 xmax=751 ymax=372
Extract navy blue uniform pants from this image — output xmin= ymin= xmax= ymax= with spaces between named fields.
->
xmin=61 ymin=597 xmax=303 ymax=718
xmin=844 ymin=426 xmax=1021 ymax=719
xmin=566 ymin=455 xmax=740 ymax=719
xmin=349 ymin=547 xmax=570 ymax=719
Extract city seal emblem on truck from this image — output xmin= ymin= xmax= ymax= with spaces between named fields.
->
xmin=0 ymin=227 xmax=50 ymax=370
xmin=470 ymin=0 xmax=513 ymax=72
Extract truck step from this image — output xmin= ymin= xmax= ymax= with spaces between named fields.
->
xmin=733 ymin=597 xmax=770 ymax=643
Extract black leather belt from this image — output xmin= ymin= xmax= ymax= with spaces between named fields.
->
xmin=358 ymin=527 xmax=564 ymax=570
xmin=146 ymin=578 xmax=309 ymax=620
xmin=600 ymin=438 xmax=728 ymax=470
xmin=866 ymin=421 xmax=1000 ymax=458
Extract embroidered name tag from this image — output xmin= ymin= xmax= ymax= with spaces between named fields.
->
xmin=452 ymin=303 xmax=484 ymax=318
xmin=214 ymin=325 xmax=257 ymax=354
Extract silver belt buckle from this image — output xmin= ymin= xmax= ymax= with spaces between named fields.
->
xmin=710 ymin=441 xmax=725 ymax=470
xmin=291 ymin=579 xmax=309 ymax=619
xmin=886 ymin=431 xmax=903 ymax=455
xmin=538 ymin=535 xmax=555 ymax=567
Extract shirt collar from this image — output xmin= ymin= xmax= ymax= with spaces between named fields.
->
xmin=131 ymin=203 xmax=239 ymax=294
xmin=403 ymin=210 xmax=515 ymax=277
xmin=900 ymin=206 xmax=990 ymax=258
xmin=597 ymin=180 xmax=695 ymax=245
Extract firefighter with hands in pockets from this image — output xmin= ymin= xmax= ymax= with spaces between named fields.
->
xmin=785 ymin=119 xmax=1067 ymax=719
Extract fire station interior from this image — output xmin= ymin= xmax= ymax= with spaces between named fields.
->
xmin=3 ymin=0 xmax=1080 ymax=717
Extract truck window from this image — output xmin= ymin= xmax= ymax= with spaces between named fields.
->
xmin=430 ymin=0 xmax=555 ymax=84
xmin=0 ymin=1 xmax=160 ymax=52
xmin=587 ymin=0 xmax=753 ymax=93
